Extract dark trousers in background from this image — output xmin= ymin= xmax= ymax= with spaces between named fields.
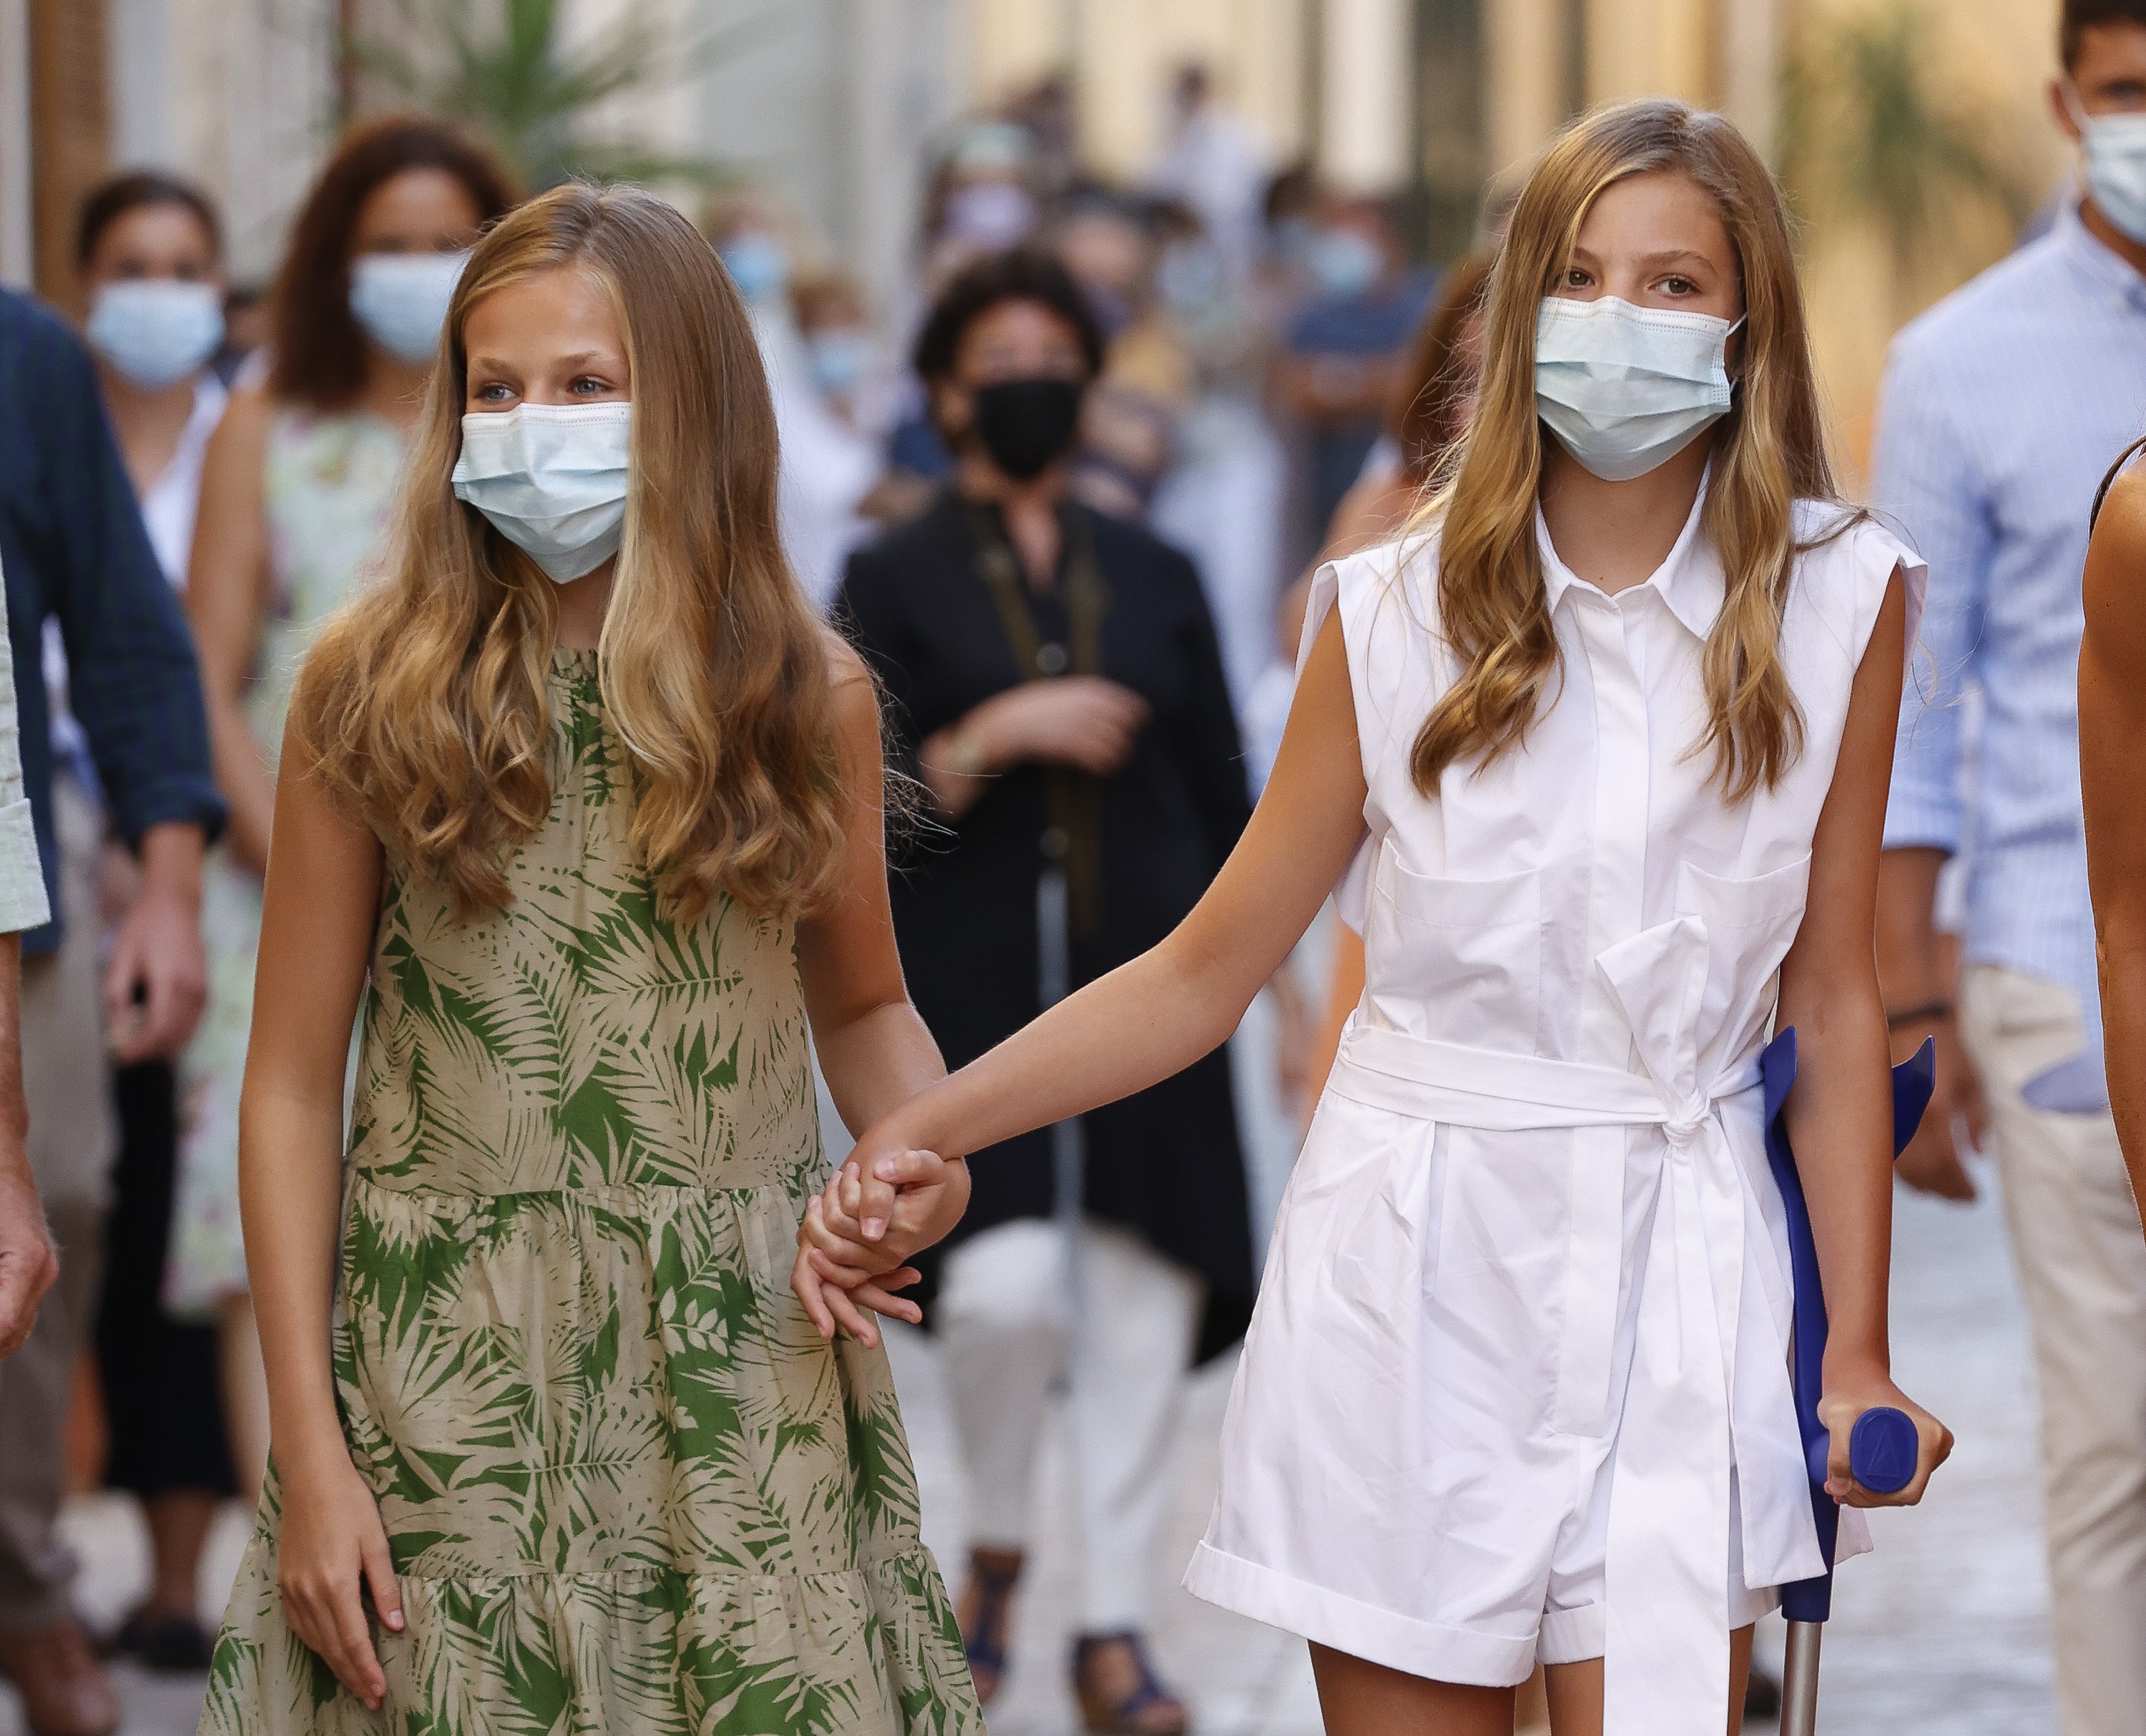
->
xmin=96 ymin=1061 xmax=235 ymax=1507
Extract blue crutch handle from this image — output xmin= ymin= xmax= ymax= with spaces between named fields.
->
xmin=1763 ymin=1029 xmax=1935 ymax=1625
xmin=1848 ymin=1406 xmax=1919 ymax=1494
xmin=1804 ymin=1403 xmax=1919 ymax=1493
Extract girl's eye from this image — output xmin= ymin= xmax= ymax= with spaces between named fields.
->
xmin=1562 ymin=267 xmax=1592 ymax=290
xmin=474 ymin=381 xmax=514 ymax=402
xmin=1662 ymin=275 xmax=1697 ymax=296
xmin=571 ymin=376 xmax=611 ymax=396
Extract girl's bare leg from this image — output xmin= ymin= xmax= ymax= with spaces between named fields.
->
xmin=1517 ymin=1665 xmax=1552 ymax=1732
xmin=1308 ymin=1644 xmax=1515 ymax=1736
xmin=1543 ymin=1626 xmax=1755 ymax=1736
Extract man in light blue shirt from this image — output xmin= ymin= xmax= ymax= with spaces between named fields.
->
xmin=1876 ymin=6 xmax=2146 ymax=1730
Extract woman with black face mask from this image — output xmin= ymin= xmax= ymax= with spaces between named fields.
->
xmin=837 ymin=248 xmax=1254 ymax=1736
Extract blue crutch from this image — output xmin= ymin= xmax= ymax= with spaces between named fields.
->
xmin=1757 ymin=1027 xmax=1935 ymax=1735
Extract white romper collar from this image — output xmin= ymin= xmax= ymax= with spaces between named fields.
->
xmin=1535 ymin=473 xmax=1726 ymax=642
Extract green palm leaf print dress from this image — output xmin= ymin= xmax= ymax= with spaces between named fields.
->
xmin=202 ymin=651 xmax=980 ymax=1736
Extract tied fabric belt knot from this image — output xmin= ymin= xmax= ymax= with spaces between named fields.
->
xmin=1325 ymin=918 xmax=1822 ymax=1736
xmin=1662 ymin=1097 xmax=1713 ymax=1153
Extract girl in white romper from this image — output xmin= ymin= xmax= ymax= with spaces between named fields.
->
xmin=795 ymin=99 xmax=1952 ymax=1736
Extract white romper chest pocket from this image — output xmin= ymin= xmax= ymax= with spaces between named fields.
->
xmin=1363 ymin=848 xmax=1544 ymax=1046
xmin=1674 ymin=853 xmax=1813 ymax=1055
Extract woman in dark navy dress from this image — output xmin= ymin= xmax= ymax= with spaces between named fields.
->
xmin=838 ymin=249 xmax=1252 ymax=1736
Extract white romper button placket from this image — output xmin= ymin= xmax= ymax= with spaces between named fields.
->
xmin=1551 ymin=588 xmax=1651 ymax=1444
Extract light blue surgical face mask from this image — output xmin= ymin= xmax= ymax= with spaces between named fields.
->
xmin=807 ymin=329 xmax=873 ymax=398
xmin=2066 ymin=84 xmax=2146 ymax=245
xmin=717 ymin=232 xmax=790 ymax=303
xmin=1534 ymin=295 xmax=1740 ymax=483
xmin=349 ymin=250 xmax=468 ymax=366
xmin=1305 ymin=227 xmax=1382 ymax=300
xmin=85 ymin=280 xmax=225 ymax=388
xmin=451 ymin=403 xmax=632 ymax=584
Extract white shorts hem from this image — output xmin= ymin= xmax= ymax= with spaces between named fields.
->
xmin=1532 ymin=1581 xmax=1779 ymax=1668
xmin=1537 ymin=1604 xmax=1604 ymax=1666
xmin=1182 ymin=1541 xmax=1537 ymax=1687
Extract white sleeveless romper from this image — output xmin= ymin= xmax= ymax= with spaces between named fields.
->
xmin=1182 ymin=488 xmax=1924 ymax=1736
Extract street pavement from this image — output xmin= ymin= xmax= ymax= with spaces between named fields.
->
xmin=0 ymin=1167 xmax=2055 ymax=1736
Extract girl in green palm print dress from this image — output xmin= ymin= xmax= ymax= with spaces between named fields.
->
xmin=201 ymin=183 xmax=979 ymax=1736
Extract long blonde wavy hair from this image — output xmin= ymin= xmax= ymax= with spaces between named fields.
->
xmin=293 ymin=182 xmax=843 ymax=922
xmin=1413 ymin=98 xmax=1846 ymax=802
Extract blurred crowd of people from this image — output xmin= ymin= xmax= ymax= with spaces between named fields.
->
xmin=0 ymin=62 xmax=1487 ymax=1736
xmin=6 ymin=13 xmax=2143 ymax=1733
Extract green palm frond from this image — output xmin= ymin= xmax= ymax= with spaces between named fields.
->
xmin=343 ymin=0 xmax=783 ymax=189
xmin=1778 ymin=1 xmax=2032 ymax=317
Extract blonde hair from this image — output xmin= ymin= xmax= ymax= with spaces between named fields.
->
xmin=294 ymin=182 xmax=843 ymax=922
xmin=1413 ymin=98 xmax=1846 ymax=802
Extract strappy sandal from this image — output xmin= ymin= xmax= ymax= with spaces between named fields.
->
xmin=1072 ymin=1631 xmax=1190 ymax=1735
xmin=957 ymin=1550 xmax=1023 ymax=1705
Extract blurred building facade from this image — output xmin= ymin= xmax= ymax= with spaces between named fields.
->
xmin=0 ymin=0 xmax=2080 ymax=461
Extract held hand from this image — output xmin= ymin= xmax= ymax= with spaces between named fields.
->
xmin=790 ymin=1149 xmax=971 ymax=1348
xmin=1817 ymin=1374 xmax=1952 ymax=1509
xmin=976 ymin=679 xmax=1150 ymax=778
xmin=104 ymin=876 xmax=207 ymax=1064
xmin=274 ymin=1452 xmax=405 ymax=1710
xmin=1894 ymin=1019 xmax=1983 ymax=1202
xmin=790 ymin=1228 xmax=922 ymax=1350
xmin=825 ymin=1147 xmax=971 ymax=1260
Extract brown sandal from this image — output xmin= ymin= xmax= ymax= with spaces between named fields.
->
xmin=956 ymin=1549 xmax=1022 ymax=1704
xmin=1072 ymin=1631 xmax=1189 ymax=1735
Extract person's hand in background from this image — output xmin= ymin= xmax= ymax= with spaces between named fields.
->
xmin=920 ymin=680 xmax=1149 ymax=820
xmin=1893 ymin=1011 xmax=1985 ymax=1201
xmin=103 ymin=821 xmax=208 ymax=1064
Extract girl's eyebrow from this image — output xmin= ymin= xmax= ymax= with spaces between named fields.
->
xmin=1635 ymin=248 xmax=1717 ymax=272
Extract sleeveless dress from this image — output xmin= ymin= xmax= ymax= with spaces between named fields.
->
xmin=169 ymin=408 xmax=407 ymax=1317
xmin=1182 ymin=488 xmax=1924 ymax=1736
xmin=200 ymin=651 xmax=980 ymax=1736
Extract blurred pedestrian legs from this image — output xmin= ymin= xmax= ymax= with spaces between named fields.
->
xmin=1959 ymin=966 xmax=2146 ymax=1734
xmin=0 ymin=783 xmax=117 ymax=1736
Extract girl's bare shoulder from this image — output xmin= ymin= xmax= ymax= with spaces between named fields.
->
xmin=819 ymin=624 xmax=871 ymax=696
xmin=2085 ymin=464 xmax=2146 ymax=682
xmin=2093 ymin=459 xmax=2146 ymax=565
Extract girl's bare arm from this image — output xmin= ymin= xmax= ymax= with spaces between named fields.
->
xmin=240 ymin=720 xmax=400 ymax=1707
xmin=797 ymin=642 xmax=948 ymax=1138
xmin=792 ymin=642 xmax=966 ymax=1342
xmin=1775 ymin=568 xmax=1951 ymax=1505
xmin=840 ymin=607 xmax=1367 ymax=1199
xmin=185 ymin=386 xmax=276 ymax=876
xmin=2082 ymin=471 xmax=2146 ymax=1226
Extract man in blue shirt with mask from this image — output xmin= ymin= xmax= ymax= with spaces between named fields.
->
xmin=0 ymin=283 xmax=221 ymax=1736
xmin=1875 ymin=6 xmax=2146 ymax=1731
xmin=1273 ymin=192 xmax=1431 ymax=559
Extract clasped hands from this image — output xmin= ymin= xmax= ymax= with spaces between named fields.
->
xmin=792 ymin=1138 xmax=970 ymax=1349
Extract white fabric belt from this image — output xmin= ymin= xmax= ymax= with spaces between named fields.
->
xmin=1328 ymin=1021 xmax=1761 ymax=1134
xmin=1326 ymin=1015 xmax=1814 ymax=1736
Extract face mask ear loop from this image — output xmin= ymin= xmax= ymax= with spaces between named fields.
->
xmin=1723 ymin=314 xmax=1750 ymax=391
xmin=2062 ymin=79 xmax=2092 ymax=135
